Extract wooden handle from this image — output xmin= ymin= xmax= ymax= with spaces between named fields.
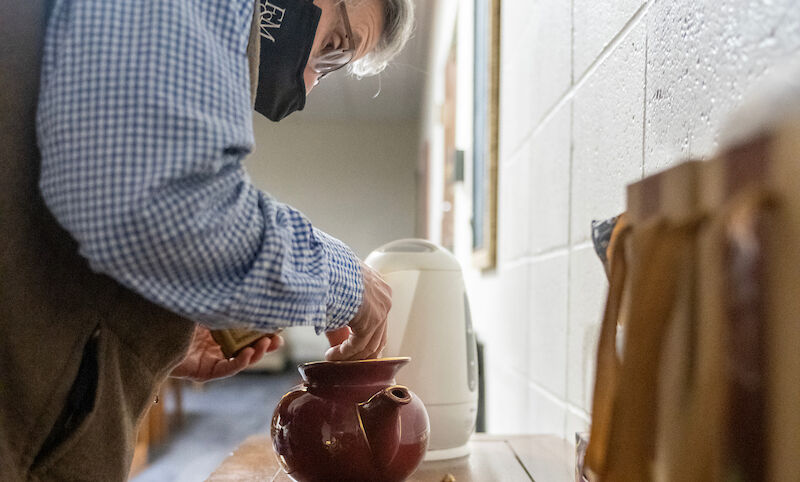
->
xmin=584 ymin=222 xmax=629 ymax=478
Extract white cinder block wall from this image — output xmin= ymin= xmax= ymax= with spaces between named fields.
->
xmin=421 ymin=0 xmax=800 ymax=440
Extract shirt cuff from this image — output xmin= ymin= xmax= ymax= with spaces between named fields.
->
xmin=314 ymin=229 xmax=364 ymax=334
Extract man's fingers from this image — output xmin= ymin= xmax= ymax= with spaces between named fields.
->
xmin=368 ymin=324 xmax=388 ymax=359
xmin=215 ymin=346 xmax=253 ymax=379
xmin=253 ymin=336 xmax=270 ymax=351
xmin=324 ymin=342 xmax=347 ymax=361
xmin=212 ymin=336 xmax=282 ymax=381
xmin=326 ymin=326 xmax=351 ymax=347
xmin=325 ymin=330 xmax=371 ymax=361
xmin=325 ymin=336 xmax=361 ymax=361
xmin=351 ymin=323 xmax=385 ymax=360
xmin=265 ymin=334 xmax=284 ymax=353
xmin=249 ymin=338 xmax=270 ymax=364
xmin=324 ymin=335 xmax=352 ymax=360
xmin=378 ymin=323 xmax=388 ymax=356
xmin=235 ymin=346 xmax=255 ymax=367
xmin=326 ymin=320 xmax=387 ymax=361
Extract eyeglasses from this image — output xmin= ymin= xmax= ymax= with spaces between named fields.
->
xmin=308 ymin=2 xmax=355 ymax=84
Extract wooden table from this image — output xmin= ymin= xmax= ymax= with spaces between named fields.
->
xmin=207 ymin=434 xmax=575 ymax=481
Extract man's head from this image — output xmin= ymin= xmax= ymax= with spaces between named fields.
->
xmin=304 ymin=0 xmax=414 ymax=93
xmin=253 ymin=0 xmax=414 ymax=121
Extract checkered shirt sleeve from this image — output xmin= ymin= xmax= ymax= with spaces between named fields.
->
xmin=36 ymin=0 xmax=363 ymax=333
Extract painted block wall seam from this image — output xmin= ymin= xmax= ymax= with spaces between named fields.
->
xmin=484 ymin=359 xmax=569 ymax=437
xmin=484 ymin=358 xmax=531 ymax=434
xmin=527 ymin=253 xmax=569 ymax=397
xmin=565 ymin=403 xmax=592 ymax=442
xmin=527 ymin=382 xmax=569 ymax=437
xmin=529 ymin=104 xmax=572 ymax=255
xmin=482 ymin=263 xmax=531 ymax=372
xmin=567 ymin=245 xmax=608 ymax=410
xmin=573 ymin=0 xmax=647 ymax=78
xmin=497 ymin=148 xmax=532 ymax=264
xmin=644 ymin=0 xmax=800 ymax=173
xmin=497 ymin=103 xmax=572 ymax=264
xmin=570 ymin=19 xmax=647 ymax=245
xmin=499 ymin=0 xmax=572 ymax=163
xmin=499 ymin=0 xmax=650 ymax=183
xmin=564 ymin=1 xmax=650 ymax=418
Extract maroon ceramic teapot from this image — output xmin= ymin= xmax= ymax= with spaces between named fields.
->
xmin=271 ymin=357 xmax=430 ymax=482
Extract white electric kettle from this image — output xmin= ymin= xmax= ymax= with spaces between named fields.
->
xmin=366 ymin=239 xmax=478 ymax=461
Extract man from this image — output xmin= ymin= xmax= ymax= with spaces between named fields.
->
xmin=0 ymin=0 xmax=414 ymax=479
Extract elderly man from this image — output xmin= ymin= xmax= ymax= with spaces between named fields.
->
xmin=0 ymin=0 xmax=413 ymax=480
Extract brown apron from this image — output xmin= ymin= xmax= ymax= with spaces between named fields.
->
xmin=0 ymin=1 xmax=262 ymax=480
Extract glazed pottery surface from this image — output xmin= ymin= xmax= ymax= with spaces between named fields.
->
xmin=271 ymin=357 xmax=430 ymax=482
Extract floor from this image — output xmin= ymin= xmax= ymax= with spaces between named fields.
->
xmin=131 ymin=370 xmax=301 ymax=482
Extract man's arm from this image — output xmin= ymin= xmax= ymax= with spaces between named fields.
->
xmin=36 ymin=0 xmax=362 ymax=332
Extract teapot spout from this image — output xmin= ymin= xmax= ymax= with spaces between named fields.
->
xmin=357 ymin=385 xmax=412 ymax=468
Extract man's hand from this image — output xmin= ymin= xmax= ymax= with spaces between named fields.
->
xmin=325 ymin=263 xmax=391 ymax=361
xmin=171 ymin=325 xmax=283 ymax=382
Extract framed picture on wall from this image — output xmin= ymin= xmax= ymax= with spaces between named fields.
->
xmin=472 ymin=0 xmax=500 ymax=270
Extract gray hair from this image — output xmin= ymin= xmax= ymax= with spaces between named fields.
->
xmin=345 ymin=0 xmax=415 ymax=77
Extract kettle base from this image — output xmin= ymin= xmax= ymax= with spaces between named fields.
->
xmin=424 ymin=443 xmax=471 ymax=461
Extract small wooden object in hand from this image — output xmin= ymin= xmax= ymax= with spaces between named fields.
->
xmin=210 ymin=328 xmax=276 ymax=358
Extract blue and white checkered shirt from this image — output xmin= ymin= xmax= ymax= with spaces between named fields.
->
xmin=36 ymin=0 xmax=364 ymax=333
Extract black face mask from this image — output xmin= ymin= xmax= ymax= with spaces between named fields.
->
xmin=254 ymin=0 xmax=321 ymax=122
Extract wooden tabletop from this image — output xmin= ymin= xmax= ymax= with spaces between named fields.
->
xmin=207 ymin=433 xmax=575 ymax=481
